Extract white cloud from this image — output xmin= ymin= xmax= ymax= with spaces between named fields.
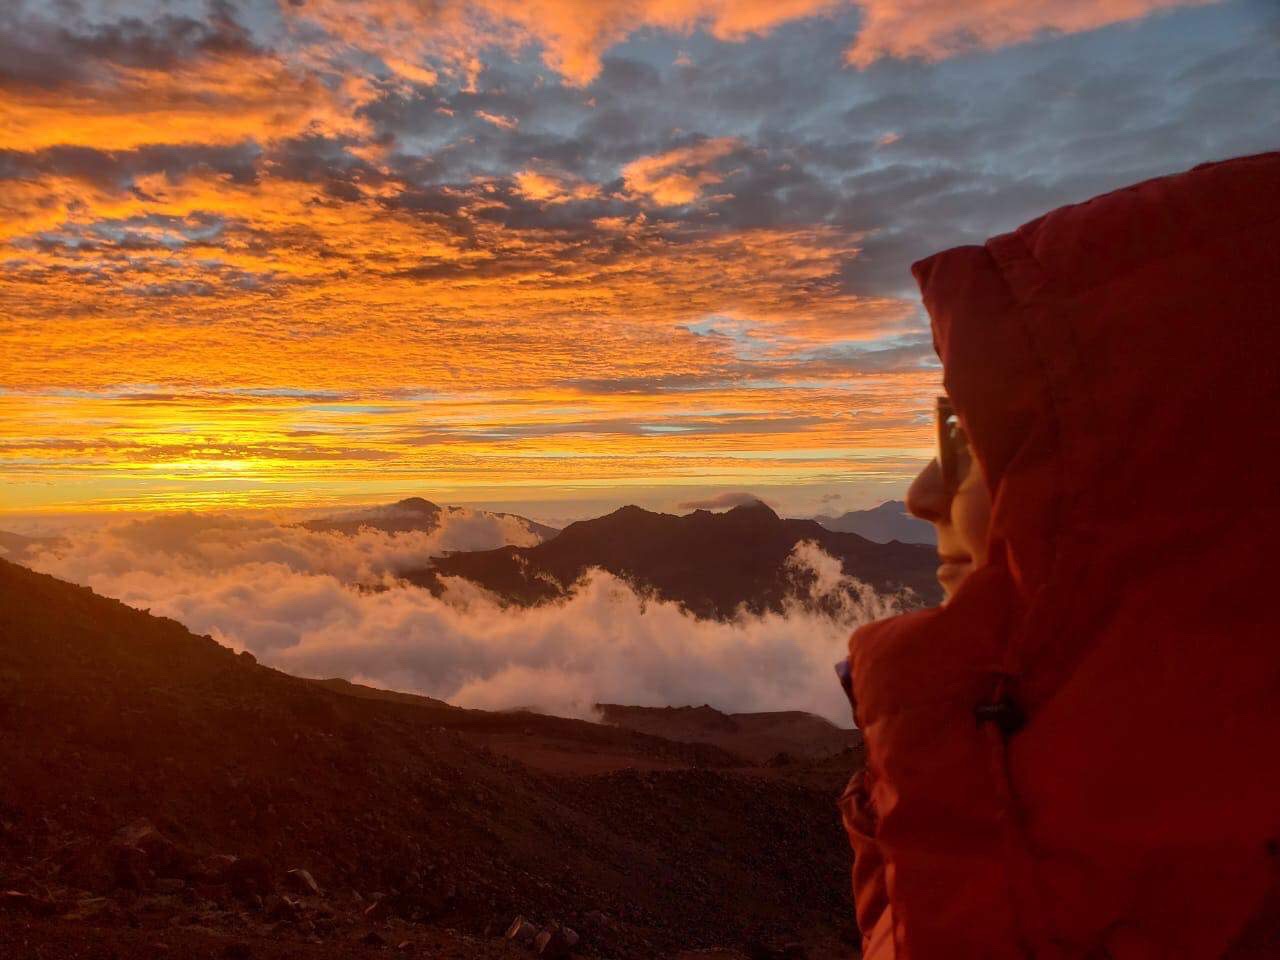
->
xmin=25 ymin=513 xmax=900 ymax=725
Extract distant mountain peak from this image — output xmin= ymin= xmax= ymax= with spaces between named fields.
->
xmin=813 ymin=499 xmax=936 ymax=546
xmin=392 ymin=496 xmax=439 ymax=513
xmin=612 ymin=504 xmax=651 ymax=517
xmin=869 ymin=499 xmax=906 ymax=513
xmin=723 ymin=499 xmax=778 ymax=520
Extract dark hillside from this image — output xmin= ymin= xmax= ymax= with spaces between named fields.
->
xmin=0 ymin=559 xmax=861 ymax=959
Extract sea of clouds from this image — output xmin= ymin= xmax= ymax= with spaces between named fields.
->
xmin=14 ymin=511 xmax=901 ymax=724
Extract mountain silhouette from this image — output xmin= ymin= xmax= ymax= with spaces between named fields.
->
xmin=301 ymin=496 xmax=559 ymax=542
xmin=813 ymin=499 xmax=936 ymax=545
xmin=406 ymin=500 xmax=941 ymax=614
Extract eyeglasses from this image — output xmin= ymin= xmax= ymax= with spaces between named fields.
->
xmin=936 ymin=395 xmax=971 ymax=490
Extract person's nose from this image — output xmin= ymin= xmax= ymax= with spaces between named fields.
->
xmin=906 ymin=457 xmax=950 ymax=525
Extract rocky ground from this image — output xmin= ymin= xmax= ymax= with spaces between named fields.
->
xmin=0 ymin=559 xmax=864 ymax=959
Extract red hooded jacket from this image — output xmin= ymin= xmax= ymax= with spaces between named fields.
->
xmin=841 ymin=152 xmax=1280 ymax=959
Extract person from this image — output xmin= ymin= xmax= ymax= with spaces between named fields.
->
xmin=839 ymin=152 xmax=1280 ymax=958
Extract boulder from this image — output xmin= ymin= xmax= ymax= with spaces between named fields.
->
xmin=112 ymin=843 xmax=153 ymax=890
xmin=110 ymin=818 xmax=191 ymax=880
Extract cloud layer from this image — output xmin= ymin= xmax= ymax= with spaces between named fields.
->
xmin=20 ymin=513 xmax=898 ymax=724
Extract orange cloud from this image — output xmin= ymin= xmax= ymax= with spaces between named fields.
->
xmin=279 ymin=0 xmax=1216 ymax=86
xmin=476 ymin=109 xmax=519 ymax=129
xmin=622 ymin=138 xmax=741 ymax=205
xmin=844 ymin=0 xmax=1220 ymax=67
xmin=283 ymin=0 xmax=846 ymax=86
xmin=514 ymin=170 xmax=601 ymax=203
xmin=0 ymin=46 xmax=365 ymax=152
xmin=476 ymin=0 xmax=845 ymax=85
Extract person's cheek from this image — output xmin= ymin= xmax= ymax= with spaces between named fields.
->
xmin=953 ymin=468 xmax=992 ymax=565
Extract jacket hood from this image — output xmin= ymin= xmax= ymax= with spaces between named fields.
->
xmin=845 ymin=152 xmax=1280 ymax=959
xmin=913 ymin=150 xmax=1280 ymax=605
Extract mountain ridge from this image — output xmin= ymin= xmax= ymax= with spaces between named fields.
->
xmin=406 ymin=500 xmax=942 ymax=615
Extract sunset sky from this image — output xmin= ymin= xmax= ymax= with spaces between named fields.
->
xmin=2 ymin=0 xmax=1277 ymax=524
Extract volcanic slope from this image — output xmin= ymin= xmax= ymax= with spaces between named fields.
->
xmin=0 ymin=559 xmax=863 ymax=959
xmin=405 ymin=500 xmax=941 ymax=616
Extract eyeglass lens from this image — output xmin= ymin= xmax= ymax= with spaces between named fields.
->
xmin=936 ymin=396 xmax=969 ymax=489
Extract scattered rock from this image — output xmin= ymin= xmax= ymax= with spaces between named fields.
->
xmin=505 ymin=916 xmax=537 ymax=943
xmin=363 ymin=897 xmax=390 ymax=923
xmin=225 ymin=855 xmax=273 ymax=899
xmin=113 ymin=818 xmax=162 ymax=851
xmin=1 ymin=889 xmax=58 ymax=917
xmin=106 ymin=818 xmax=196 ymax=890
xmin=193 ymin=853 xmax=239 ymax=883
xmin=284 ymin=867 xmax=320 ymax=896
xmin=266 ymin=894 xmax=301 ymax=922
xmin=361 ymin=929 xmax=388 ymax=947
xmin=112 ymin=843 xmax=153 ymax=890
xmin=535 ymin=924 xmax=578 ymax=958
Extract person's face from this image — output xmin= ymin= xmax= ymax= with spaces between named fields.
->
xmin=905 ymin=408 xmax=992 ymax=601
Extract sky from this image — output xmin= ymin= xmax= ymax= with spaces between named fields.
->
xmin=2 ymin=0 xmax=1278 ymax=524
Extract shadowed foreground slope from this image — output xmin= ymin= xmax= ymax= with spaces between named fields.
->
xmin=0 ymin=559 xmax=862 ymax=959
